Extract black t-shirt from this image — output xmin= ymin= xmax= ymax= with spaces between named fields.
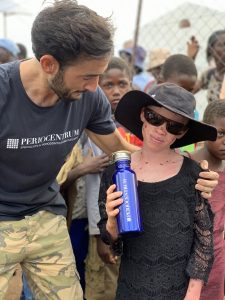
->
xmin=0 ymin=61 xmax=115 ymax=220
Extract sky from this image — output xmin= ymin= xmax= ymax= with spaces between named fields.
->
xmin=0 ymin=0 xmax=225 ymax=56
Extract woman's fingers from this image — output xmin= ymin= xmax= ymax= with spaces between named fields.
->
xmin=106 ymin=184 xmax=123 ymax=218
xmin=106 ymin=184 xmax=116 ymax=195
xmin=106 ymin=198 xmax=123 ymax=216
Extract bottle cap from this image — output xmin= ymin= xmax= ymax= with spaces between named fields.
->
xmin=112 ymin=150 xmax=131 ymax=162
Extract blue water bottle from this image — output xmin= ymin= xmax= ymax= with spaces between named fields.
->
xmin=112 ymin=150 xmax=143 ymax=235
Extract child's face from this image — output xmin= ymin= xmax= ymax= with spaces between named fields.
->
xmin=167 ymin=74 xmax=197 ymax=93
xmin=99 ymin=68 xmax=131 ymax=112
xmin=206 ymin=117 xmax=225 ymax=160
xmin=211 ymin=33 xmax=225 ymax=64
xmin=140 ymin=105 xmax=188 ymax=151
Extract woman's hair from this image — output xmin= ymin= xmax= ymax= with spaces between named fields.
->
xmin=100 ymin=56 xmax=132 ymax=80
xmin=31 ymin=0 xmax=114 ymax=66
xmin=206 ymin=30 xmax=225 ymax=63
xmin=161 ymin=54 xmax=197 ymax=80
xmin=203 ymin=100 xmax=225 ymax=124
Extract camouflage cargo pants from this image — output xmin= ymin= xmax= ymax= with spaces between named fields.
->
xmin=85 ymin=236 xmax=120 ymax=300
xmin=0 ymin=211 xmax=83 ymax=300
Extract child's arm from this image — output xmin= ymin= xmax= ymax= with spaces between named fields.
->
xmin=95 ymin=235 xmax=118 ymax=265
xmin=184 ymin=279 xmax=203 ymax=300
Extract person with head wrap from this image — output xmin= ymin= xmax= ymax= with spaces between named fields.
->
xmin=0 ymin=38 xmax=19 ymax=64
xmin=119 ymin=45 xmax=154 ymax=91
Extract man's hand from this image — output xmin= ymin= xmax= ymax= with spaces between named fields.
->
xmin=195 ymin=160 xmax=219 ymax=199
xmin=96 ymin=236 xmax=118 ymax=264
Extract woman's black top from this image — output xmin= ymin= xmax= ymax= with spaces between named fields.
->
xmin=98 ymin=157 xmax=214 ymax=300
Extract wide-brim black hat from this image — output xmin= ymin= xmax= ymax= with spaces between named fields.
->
xmin=115 ymin=83 xmax=217 ymax=148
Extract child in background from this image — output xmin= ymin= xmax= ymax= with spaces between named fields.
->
xmin=194 ymin=29 xmax=225 ymax=103
xmin=160 ymin=53 xmax=199 ymax=152
xmin=119 ymin=45 xmax=154 ymax=91
xmin=58 ymin=136 xmax=109 ymax=293
xmin=145 ymin=48 xmax=171 ymax=87
xmin=84 ymin=57 xmax=134 ymax=300
xmin=160 ymin=54 xmax=198 ymax=93
xmin=99 ymin=57 xmax=142 ymax=146
xmin=191 ymin=100 xmax=225 ymax=300
xmin=99 ymin=83 xmax=216 ymax=300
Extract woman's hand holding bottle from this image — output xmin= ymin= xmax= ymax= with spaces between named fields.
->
xmin=106 ymin=184 xmax=123 ymax=241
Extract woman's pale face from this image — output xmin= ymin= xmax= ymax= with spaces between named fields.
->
xmin=140 ymin=105 xmax=188 ymax=151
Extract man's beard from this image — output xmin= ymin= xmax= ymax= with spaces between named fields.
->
xmin=49 ymin=69 xmax=83 ymax=101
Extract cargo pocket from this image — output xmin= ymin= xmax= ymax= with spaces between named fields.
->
xmin=85 ymin=237 xmax=105 ymax=294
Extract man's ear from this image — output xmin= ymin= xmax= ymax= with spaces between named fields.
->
xmin=39 ymin=55 xmax=60 ymax=75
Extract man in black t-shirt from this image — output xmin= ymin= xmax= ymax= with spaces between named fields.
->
xmin=0 ymin=1 xmax=137 ymax=299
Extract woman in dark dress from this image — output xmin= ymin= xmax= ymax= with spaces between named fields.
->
xmin=98 ymin=83 xmax=215 ymax=300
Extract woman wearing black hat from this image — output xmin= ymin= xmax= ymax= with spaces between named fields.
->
xmin=99 ymin=83 xmax=216 ymax=300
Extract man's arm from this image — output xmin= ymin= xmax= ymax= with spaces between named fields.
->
xmin=85 ymin=128 xmax=140 ymax=155
xmin=182 ymin=152 xmax=219 ymax=199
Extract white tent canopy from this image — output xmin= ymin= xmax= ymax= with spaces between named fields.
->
xmin=0 ymin=0 xmax=31 ymax=15
xmin=0 ymin=0 xmax=32 ymax=37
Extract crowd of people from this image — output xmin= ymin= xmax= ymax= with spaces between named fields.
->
xmin=0 ymin=0 xmax=225 ymax=300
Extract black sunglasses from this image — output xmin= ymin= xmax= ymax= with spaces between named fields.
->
xmin=143 ymin=108 xmax=188 ymax=135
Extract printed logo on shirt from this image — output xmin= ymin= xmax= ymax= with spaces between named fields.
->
xmin=7 ymin=138 xmax=19 ymax=149
xmin=5 ymin=129 xmax=79 ymax=150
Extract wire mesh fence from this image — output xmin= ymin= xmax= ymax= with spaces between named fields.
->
xmin=134 ymin=1 xmax=225 ymax=118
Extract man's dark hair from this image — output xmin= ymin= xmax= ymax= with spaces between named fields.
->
xmin=31 ymin=0 xmax=114 ymax=66
xmin=203 ymin=100 xmax=225 ymax=125
xmin=100 ymin=56 xmax=132 ymax=80
xmin=161 ymin=54 xmax=197 ymax=80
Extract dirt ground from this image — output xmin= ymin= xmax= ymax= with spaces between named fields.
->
xmin=4 ymin=265 xmax=22 ymax=300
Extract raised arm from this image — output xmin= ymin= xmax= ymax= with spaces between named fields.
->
xmin=187 ymin=36 xmax=200 ymax=61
